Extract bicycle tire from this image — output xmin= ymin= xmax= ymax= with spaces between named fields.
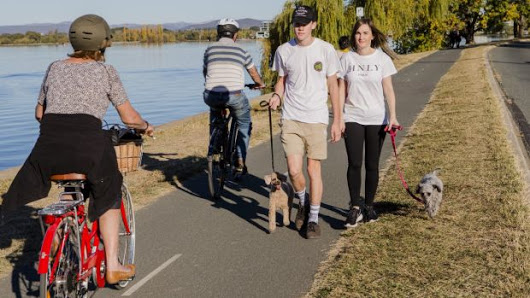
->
xmin=40 ymin=217 xmax=84 ymax=298
xmin=207 ymin=127 xmax=227 ymax=200
xmin=116 ymin=183 xmax=136 ymax=288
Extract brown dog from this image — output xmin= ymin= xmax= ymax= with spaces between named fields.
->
xmin=264 ymin=172 xmax=294 ymax=233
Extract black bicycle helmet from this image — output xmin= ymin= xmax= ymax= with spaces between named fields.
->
xmin=69 ymin=14 xmax=112 ymax=51
xmin=217 ymin=18 xmax=240 ymax=38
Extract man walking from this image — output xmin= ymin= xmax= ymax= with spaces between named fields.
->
xmin=269 ymin=6 xmax=342 ymax=239
xmin=203 ymin=18 xmax=265 ymax=176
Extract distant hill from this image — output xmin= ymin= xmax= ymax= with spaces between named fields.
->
xmin=181 ymin=18 xmax=263 ymax=30
xmin=0 ymin=22 xmax=70 ymax=34
xmin=0 ymin=19 xmax=266 ymax=34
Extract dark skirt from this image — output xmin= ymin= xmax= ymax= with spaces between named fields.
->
xmin=1 ymin=113 xmax=122 ymax=221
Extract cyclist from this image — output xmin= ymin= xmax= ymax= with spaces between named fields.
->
xmin=1 ymin=14 xmax=153 ymax=284
xmin=203 ymin=18 xmax=265 ymax=176
xmin=336 ymin=35 xmax=350 ymax=59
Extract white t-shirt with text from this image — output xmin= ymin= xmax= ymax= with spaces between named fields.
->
xmin=272 ymin=38 xmax=341 ymax=124
xmin=340 ymin=49 xmax=397 ymax=125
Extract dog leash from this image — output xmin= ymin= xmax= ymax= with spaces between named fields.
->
xmin=385 ymin=125 xmax=424 ymax=204
xmin=260 ymin=100 xmax=276 ymax=173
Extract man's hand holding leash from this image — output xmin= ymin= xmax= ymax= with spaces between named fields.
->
xmin=269 ymin=92 xmax=282 ymax=110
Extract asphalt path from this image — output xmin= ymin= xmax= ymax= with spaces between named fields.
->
xmin=0 ymin=49 xmax=462 ymax=297
xmin=489 ymin=41 xmax=530 ymax=152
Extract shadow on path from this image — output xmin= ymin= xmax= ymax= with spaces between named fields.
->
xmin=0 ymin=206 xmax=41 ymax=297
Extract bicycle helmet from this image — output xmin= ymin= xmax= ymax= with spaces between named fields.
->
xmin=69 ymin=14 xmax=112 ymax=51
xmin=217 ymin=18 xmax=240 ymax=38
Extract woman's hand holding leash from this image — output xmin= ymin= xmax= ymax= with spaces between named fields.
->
xmin=385 ymin=117 xmax=401 ymax=133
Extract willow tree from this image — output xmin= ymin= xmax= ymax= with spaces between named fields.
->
xmin=261 ymin=0 xmax=348 ymax=87
xmin=349 ymin=0 xmax=450 ymax=53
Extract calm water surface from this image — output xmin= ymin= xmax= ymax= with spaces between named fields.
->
xmin=0 ymin=41 xmax=263 ymax=170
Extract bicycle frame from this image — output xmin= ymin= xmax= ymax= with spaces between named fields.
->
xmin=38 ymin=185 xmax=110 ymax=289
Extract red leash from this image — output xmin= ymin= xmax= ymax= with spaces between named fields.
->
xmin=385 ymin=125 xmax=424 ymax=204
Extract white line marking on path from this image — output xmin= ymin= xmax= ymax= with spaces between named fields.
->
xmin=122 ymin=254 xmax=182 ymax=296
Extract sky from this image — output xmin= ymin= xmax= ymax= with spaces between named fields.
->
xmin=0 ymin=0 xmax=288 ymax=26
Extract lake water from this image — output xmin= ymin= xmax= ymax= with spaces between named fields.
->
xmin=0 ymin=41 xmax=264 ymax=171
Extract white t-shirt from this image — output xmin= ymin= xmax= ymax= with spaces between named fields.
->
xmin=340 ymin=49 xmax=397 ymax=125
xmin=272 ymin=38 xmax=341 ymax=124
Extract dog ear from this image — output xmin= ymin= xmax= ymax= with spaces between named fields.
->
xmin=415 ymin=184 xmax=421 ymax=194
xmin=264 ymin=175 xmax=272 ymax=185
xmin=277 ymin=172 xmax=288 ymax=182
xmin=433 ymin=180 xmax=443 ymax=192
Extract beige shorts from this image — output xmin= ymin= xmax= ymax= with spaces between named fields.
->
xmin=280 ymin=119 xmax=328 ymax=160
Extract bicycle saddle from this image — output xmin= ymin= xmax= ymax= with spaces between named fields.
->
xmin=50 ymin=173 xmax=87 ymax=181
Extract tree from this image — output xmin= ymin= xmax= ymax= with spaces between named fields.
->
xmin=262 ymin=0 xmax=348 ymax=86
xmin=511 ymin=0 xmax=529 ymax=37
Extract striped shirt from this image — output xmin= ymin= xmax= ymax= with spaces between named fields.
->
xmin=203 ymin=37 xmax=254 ymax=92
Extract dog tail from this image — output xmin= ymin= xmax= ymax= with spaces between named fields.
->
xmin=433 ymin=167 xmax=442 ymax=176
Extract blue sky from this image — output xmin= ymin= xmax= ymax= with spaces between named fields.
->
xmin=0 ymin=0 xmax=288 ymax=26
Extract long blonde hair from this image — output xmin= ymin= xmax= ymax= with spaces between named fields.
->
xmin=351 ymin=18 xmax=397 ymax=59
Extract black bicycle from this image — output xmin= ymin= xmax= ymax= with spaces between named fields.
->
xmin=207 ymin=106 xmax=238 ymax=200
xmin=206 ymin=84 xmax=262 ymax=200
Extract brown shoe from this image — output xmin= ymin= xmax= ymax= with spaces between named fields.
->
xmin=294 ymin=194 xmax=309 ymax=231
xmin=295 ymin=204 xmax=308 ymax=231
xmin=306 ymin=222 xmax=321 ymax=239
xmin=106 ymin=264 xmax=136 ymax=285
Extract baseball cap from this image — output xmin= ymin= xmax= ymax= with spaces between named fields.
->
xmin=292 ymin=5 xmax=315 ymax=25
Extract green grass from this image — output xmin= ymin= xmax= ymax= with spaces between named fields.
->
xmin=308 ymin=46 xmax=530 ymax=297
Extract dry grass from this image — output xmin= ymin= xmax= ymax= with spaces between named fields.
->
xmin=308 ymin=46 xmax=530 ymax=297
xmin=0 ymin=50 xmax=434 ymax=278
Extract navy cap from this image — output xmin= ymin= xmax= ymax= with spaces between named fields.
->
xmin=292 ymin=6 xmax=315 ymax=25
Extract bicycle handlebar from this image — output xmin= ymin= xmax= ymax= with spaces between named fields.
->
xmin=244 ymin=83 xmax=273 ymax=90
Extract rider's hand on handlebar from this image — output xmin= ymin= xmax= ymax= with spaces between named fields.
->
xmin=144 ymin=124 xmax=155 ymax=138
xmin=254 ymin=83 xmax=266 ymax=90
xmin=138 ymin=121 xmax=155 ymax=138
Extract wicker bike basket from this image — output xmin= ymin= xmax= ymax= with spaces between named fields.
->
xmin=114 ymin=138 xmax=143 ymax=173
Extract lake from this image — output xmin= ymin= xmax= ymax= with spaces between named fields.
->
xmin=0 ymin=41 xmax=264 ymax=171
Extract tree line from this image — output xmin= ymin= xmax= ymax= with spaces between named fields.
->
xmin=0 ymin=26 xmax=261 ymax=45
xmin=260 ymin=0 xmax=529 ymax=86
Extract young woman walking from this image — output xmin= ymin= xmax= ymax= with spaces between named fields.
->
xmin=338 ymin=18 xmax=399 ymax=228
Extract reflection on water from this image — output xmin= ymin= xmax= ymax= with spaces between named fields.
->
xmin=0 ymin=41 xmax=263 ymax=170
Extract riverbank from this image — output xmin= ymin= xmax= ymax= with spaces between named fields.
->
xmin=308 ymin=45 xmax=529 ymax=296
xmin=0 ymin=50 xmax=435 ymax=278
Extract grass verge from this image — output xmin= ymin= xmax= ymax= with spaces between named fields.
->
xmin=307 ymin=46 xmax=530 ymax=297
xmin=0 ymin=50 xmax=435 ymax=278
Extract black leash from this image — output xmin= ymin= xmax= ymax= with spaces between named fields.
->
xmin=260 ymin=100 xmax=275 ymax=172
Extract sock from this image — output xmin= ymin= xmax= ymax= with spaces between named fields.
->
xmin=295 ymin=188 xmax=307 ymax=206
xmin=309 ymin=204 xmax=320 ymax=223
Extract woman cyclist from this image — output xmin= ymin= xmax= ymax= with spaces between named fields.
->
xmin=1 ymin=14 xmax=153 ymax=284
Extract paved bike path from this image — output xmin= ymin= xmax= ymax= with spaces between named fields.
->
xmin=0 ymin=49 xmax=462 ymax=297
xmin=489 ymin=41 xmax=530 ymax=153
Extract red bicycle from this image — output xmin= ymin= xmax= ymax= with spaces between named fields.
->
xmin=37 ymin=174 xmax=135 ymax=297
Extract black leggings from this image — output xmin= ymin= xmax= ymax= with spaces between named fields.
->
xmin=344 ymin=122 xmax=386 ymax=207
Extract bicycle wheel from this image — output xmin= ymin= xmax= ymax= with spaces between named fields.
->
xmin=116 ymin=183 xmax=136 ymax=288
xmin=207 ymin=127 xmax=227 ymax=200
xmin=40 ymin=217 xmax=84 ymax=298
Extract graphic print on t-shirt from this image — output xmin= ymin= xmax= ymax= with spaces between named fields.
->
xmin=314 ymin=61 xmax=323 ymax=72
xmin=340 ymin=49 xmax=397 ymax=125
